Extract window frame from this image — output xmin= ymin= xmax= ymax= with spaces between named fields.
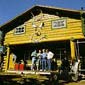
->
xmin=14 ymin=25 xmax=25 ymax=35
xmin=51 ymin=18 xmax=67 ymax=29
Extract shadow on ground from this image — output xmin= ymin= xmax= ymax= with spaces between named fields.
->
xmin=0 ymin=75 xmax=84 ymax=85
xmin=0 ymin=78 xmax=77 ymax=85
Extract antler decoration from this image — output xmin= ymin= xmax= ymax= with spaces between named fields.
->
xmin=31 ymin=10 xmax=46 ymax=43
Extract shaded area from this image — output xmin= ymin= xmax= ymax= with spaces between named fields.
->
xmin=0 ymin=74 xmax=85 ymax=85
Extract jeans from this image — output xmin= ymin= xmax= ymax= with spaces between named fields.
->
xmin=31 ymin=57 xmax=36 ymax=70
xmin=47 ymin=59 xmax=51 ymax=70
xmin=37 ymin=58 xmax=42 ymax=70
xmin=42 ymin=58 xmax=47 ymax=71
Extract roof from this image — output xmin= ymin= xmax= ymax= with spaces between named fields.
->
xmin=0 ymin=5 xmax=83 ymax=32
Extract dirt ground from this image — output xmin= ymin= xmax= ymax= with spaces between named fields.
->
xmin=66 ymin=80 xmax=85 ymax=85
xmin=19 ymin=76 xmax=85 ymax=85
xmin=58 ymin=80 xmax=85 ymax=85
xmin=0 ymin=78 xmax=85 ymax=85
xmin=28 ymin=78 xmax=85 ymax=85
xmin=0 ymin=73 xmax=85 ymax=85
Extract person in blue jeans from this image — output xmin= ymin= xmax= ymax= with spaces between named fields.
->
xmin=31 ymin=50 xmax=37 ymax=70
xmin=46 ymin=49 xmax=54 ymax=71
xmin=37 ymin=49 xmax=42 ymax=70
xmin=41 ymin=49 xmax=47 ymax=71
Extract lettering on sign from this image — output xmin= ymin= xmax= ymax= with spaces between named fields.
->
xmin=52 ymin=19 xmax=67 ymax=29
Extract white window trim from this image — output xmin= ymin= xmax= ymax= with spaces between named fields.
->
xmin=14 ymin=25 xmax=25 ymax=35
xmin=52 ymin=18 xmax=67 ymax=29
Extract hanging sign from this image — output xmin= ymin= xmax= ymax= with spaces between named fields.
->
xmin=52 ymin=18 xmax=67 ymax=29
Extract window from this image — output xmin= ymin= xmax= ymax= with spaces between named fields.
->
xmin=52 ymin=18 xmax=67 ymax=29
xmin=14 ymin=25 xmax=25 ymax=34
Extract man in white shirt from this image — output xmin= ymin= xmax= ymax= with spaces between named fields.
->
xmin=46 ymin=49 xmax=54 ymax=70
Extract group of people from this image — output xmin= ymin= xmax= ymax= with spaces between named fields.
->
xmin=31 ymin=49 xmax=54 ymax=71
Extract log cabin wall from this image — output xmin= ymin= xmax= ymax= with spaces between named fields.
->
xmin=4 ymin=12 xmax=84 ymax=45
xmin=2 ymin=5 xmax=84 ymax=45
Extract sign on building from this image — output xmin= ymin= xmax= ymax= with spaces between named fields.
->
xmin=52 ymin=18 xmax=67 ymax=29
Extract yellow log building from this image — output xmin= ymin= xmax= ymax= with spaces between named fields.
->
xmin=0 ymin=5 xmax=85 ymax=72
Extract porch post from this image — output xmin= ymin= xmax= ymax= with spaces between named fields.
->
xmin=70 ymin=40 xmax=76 ymax=60
xmin=6 ymin=45 xmax=10 ymax=71
xmin=4 ymin=45 xmax=10 ymax=71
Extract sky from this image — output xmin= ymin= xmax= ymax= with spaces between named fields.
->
xmin=0 ymin=0 xmax=85 ymax=25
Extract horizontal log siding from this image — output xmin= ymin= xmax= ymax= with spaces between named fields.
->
xmin=4 ymin=13 xmax=84 ymax=45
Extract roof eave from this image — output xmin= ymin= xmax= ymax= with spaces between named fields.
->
xmin=0 ymin=5 xmax=83 ymax=30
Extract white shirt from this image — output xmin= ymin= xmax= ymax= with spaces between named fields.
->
xmin=47 ymin=51 xmax=54 ymax=59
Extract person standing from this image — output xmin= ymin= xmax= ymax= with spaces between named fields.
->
xmin=41 ymin=49 xmax=47 ymax=71
xmin=31 ymin=50 xmax=37 ymax=71
xmin=37 ymin=49 xmax=42 ymax=70
xmin=46 ymin=49 xmax=54 ymax=71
